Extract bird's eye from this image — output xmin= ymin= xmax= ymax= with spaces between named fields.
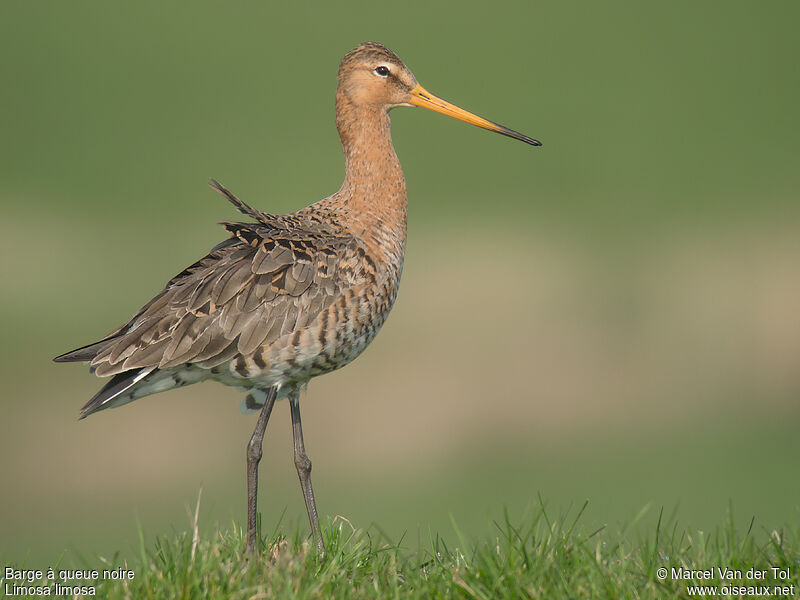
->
xmin=375 ymin=66 xmax=390 ymax=77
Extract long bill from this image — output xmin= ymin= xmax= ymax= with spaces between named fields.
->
xmin=409 ymin=84 xmax=541 ymax=147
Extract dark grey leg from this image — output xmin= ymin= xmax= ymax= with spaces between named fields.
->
xmin=289 ymin=388 xmax=325 ymax=552
xmin=246 ymin=386 xmax=277 ymax=554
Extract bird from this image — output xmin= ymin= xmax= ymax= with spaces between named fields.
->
xmin=54 ymin=41 xmax=540 ymax=555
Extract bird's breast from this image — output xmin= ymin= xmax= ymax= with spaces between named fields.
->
xmin=291 ymin=254 xmax=404 ymax=375
xmin=227 ymin=252 xmax=404 ymax=389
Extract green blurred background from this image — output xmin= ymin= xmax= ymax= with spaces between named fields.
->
xmin=2 ymin=1 xmax=799 ymax=567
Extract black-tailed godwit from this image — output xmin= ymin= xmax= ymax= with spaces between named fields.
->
xmin=55 ymin=41 xmax=540 ymax=554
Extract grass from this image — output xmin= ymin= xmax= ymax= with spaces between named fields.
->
xmin=6 ymin=501 xmax=797 ymax=599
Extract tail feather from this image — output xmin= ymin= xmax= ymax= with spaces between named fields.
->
xmin=79 ymin=366 xmax=155 ymax=419
xmin=54 ymin=339 xmax=115 ymax=363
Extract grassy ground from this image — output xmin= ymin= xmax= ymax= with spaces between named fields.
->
xmin=4 ymin=502 xmax=797 ymax=599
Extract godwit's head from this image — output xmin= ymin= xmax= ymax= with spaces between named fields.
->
xmin=337 ymin=41 xmax=541 ymax=146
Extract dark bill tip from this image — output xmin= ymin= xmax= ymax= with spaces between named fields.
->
xmin=491 ymin=121 xmax=542 ymax=146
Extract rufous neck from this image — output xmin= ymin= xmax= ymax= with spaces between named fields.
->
xmin=335 ymin=96 xmax=406 ymax=202
xmin=329 ymin=95 xmax=407 ymax=269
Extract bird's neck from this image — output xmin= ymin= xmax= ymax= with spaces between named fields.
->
xmin=330 ymin=97 xmax=407 ymax=265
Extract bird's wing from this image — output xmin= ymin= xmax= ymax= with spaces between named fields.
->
xmin=56 ymin=220 xmax=363 ymax=378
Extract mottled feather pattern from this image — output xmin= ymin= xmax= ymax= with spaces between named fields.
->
xmin=56 ymin=182 xmax=403 ymax=416
xmin=88 ymin=219 xmax=364 ymax=375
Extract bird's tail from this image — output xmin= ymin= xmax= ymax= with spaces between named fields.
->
xmin=78 ymin=366 xmax=157 ymax=418
xmin=77 ymin=366 xmax=209 ymax=419
xmin=54 ymin=338 xmax=116 ymax=364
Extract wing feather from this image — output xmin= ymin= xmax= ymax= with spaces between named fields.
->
xmin=253 ymin=244 xmax=294 ymax=274
xmin=65 ymin=220 xmax=363 ymax=379
xmin=213 ymin=261 xmax=253 ymax=306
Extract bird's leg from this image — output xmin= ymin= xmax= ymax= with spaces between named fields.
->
xmin=246 ymin=386 xmax=277 ymax=555
xmin=289 ymin=389 xmax=325 ymax=553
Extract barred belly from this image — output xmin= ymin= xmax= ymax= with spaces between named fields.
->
xmin=226 ymin=271 xmax=401 ymax=390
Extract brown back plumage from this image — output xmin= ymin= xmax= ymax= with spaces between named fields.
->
xmin=56 ymin=185 xmax=363 ymax=377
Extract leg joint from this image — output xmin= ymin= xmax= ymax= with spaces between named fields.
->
xmin=247 ymin=436 xmax=263 ymax=462
xmin=294 ymin=451 xmax=312 ymax=474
